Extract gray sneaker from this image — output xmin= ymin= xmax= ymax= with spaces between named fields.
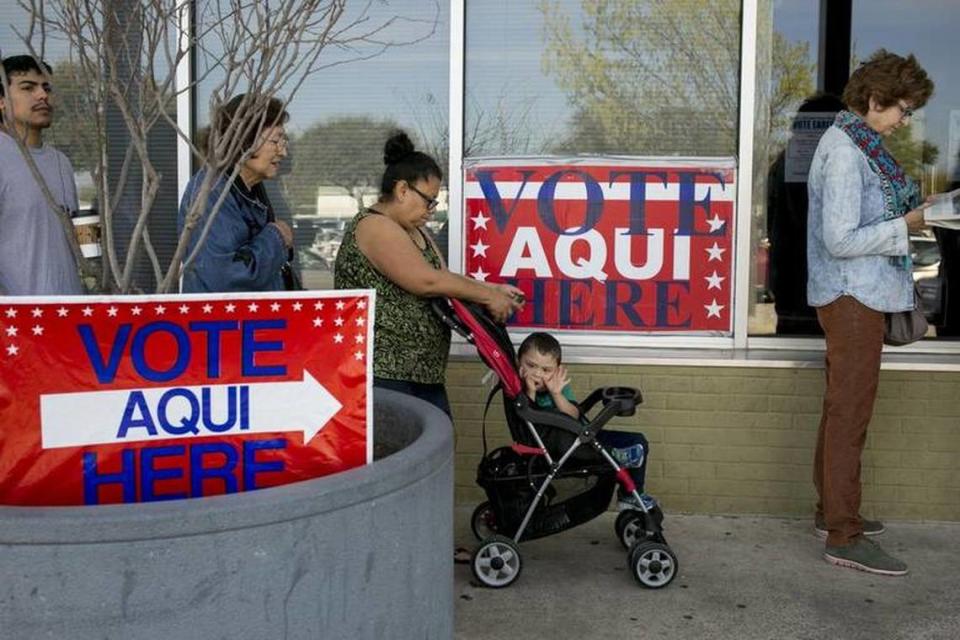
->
xmin=815 ymin=515 xmax=884 ymax=538
xmin=824 ymin=537 xmax=908 ymax=576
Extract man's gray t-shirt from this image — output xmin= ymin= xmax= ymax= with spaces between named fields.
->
xmin=0 ymin=131 xmax=83 ymax=295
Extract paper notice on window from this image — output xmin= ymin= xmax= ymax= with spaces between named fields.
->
xmin=924 ymin=188 xmax=960 ymax=230
xmin=785 ymin=112 xmax=837 ymax=183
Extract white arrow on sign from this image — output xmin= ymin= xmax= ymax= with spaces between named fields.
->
xmin=39 ymin=371 xmax=342 ymax=449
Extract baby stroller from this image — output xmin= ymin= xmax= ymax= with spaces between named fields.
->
xmin=433 ymin=298 xmax=678 ymax=589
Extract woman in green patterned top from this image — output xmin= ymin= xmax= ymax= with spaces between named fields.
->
xmin=334 ymin=131 xmax=523 ymax=417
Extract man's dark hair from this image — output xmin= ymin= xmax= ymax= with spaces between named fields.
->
xmin=518 ymin=332 xmax=563 ymax=364
xmin=0 ymin=55 xmax=53 ymax=98
xmin=379 ymin=130 xmax=443 ymax=198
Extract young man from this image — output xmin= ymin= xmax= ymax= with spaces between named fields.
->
xmin=0 ymin=55 xmax=83 ymax=295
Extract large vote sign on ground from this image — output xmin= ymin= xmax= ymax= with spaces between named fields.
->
xmin=464 ymin=158 xmax=736 ymax=333
xmin=0 ymin=290 xmax=374 ymax=506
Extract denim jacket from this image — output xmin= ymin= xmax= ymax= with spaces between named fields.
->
xmin=806 ymin=126 xmax=913 ymax=312
xmin=177 ymin=171 xmax=287 ymax=292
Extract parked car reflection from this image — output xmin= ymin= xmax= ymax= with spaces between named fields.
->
xmin=911 ymin=234 xmax=942 ymax=323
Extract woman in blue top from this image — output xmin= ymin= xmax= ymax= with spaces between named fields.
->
xmin=178 ymin=94 xmax=294 ymax=292
xmin=806 ymin=50 xmax=933 ymax=576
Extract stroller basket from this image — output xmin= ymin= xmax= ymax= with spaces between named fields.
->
xmin=478 ymin=446 xmax=616 ymax=542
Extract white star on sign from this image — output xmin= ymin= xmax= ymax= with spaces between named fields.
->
xmin=107 ymin=306 xmax=118 ymax=317
xmin=471 ymin=267 xmax=489 ymax=282
xmin=202 ymin=304 xmax=213 ymax=314
xmin=153 ymin=305 xmax=166 ymax=315
xmin=6 ymin=344 xmax=18 ymax=356
xmin=334 ymin=317 xmax=344 ymax=327
xmin=354 ymin=351 xmax=364 ymax=360
xmin=706 ymin=214 xmax=725 ymax=233
xmin=57 ymin=307 xmax=68 ymax=317
xmin=292 ymin=302 xmax=303 ymax=311
xmin=355 ymin=334 xmax=365 ymax=343
xmin=179 ymin=305 xmax=190 ymax=314
xmin=705 ymin=243 xmax=725 ymax=262
xmin=705 ymin=299 xmax=724 ymax=318
xmin=313 ymin=301 xmax=324 ymax=311
xmin=4 ymin=309 xmax=17 ymax=318
xmin=705 ymin=271 xmax=725 ymax=290
xmin=131 ymin=306 xmax=143 ymax=316
xmin=471 ymin=212 xmax=489 ymax=230
xmin=31 ymin=308 xmax=43 ymax=318
xmin=335 ymin=300 xmax=345 ymax=310
xmin=313 ymin=317 xmax=323 ymax=327
xmin=471 ymin=240 xmax=489 ymax=258
xmin=355 ymin=317 xmax=365 ymax=326
xmin=357 ymin=300 xmax=366 ymax=310
xmin=5 ymin=326 xmax=17 ymax=337
xmin=333 ymin=333 xmax=344 ymax=343
xmin=82 ymin=306 xmax=94 ymax=317
xmin=247 ymin=302 xmax=259 ymax=312
xmin=270 ymin=302 xmax=281 ymax=312
xmin=224 ymin=303 xmax=236 ymax=313
xmin=32 ymin=325 xmax=44 ymax=336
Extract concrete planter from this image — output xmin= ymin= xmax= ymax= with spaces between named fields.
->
xmin=0 ymin=389 xmax=453 ymax=640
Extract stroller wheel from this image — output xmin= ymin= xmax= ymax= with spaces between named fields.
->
xmin=470 ymin=501 xmax=499 ymax=541
xmin=615 ymin=511 xmax=646 ymax=550
xmin=472 ymin=536 xmax=522 ymax=589
xmin=627 ymin=541 xmax=678 ymax=589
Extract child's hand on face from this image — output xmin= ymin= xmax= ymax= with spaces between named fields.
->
xmin=519 ymin=365 xmax=538 ymax=398
xmin=544 ymin=365 xmax=569 ymax=396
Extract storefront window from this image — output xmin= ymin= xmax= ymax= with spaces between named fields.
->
xmin=194 ymin=1 xmax=449 ymax=289
xmin=465 ymin=0 xmax=742 ymax=158
xmin=751 ymin=0 xmax=960 ymax=340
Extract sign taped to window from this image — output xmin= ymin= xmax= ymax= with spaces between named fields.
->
xmin=463 ymin=158 xmax=735 ymax=334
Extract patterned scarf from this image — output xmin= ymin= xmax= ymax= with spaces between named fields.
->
xmin=834 ymin=110 xmax=918 ymax=268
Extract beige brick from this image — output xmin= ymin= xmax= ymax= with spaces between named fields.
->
xmin=663 ymin=461 xmax=715 ymax=479
xmin=715 ymin=462 xmax=808 ymax=482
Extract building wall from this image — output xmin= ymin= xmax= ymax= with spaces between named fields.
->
xmin=447 ymin=360 xmax=960 ymax=522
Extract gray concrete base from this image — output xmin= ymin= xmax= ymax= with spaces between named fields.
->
xmin=1 ymin=389 xmax=454 ymax=640
xmin=454 ymin=508 xmax=960 ymax=640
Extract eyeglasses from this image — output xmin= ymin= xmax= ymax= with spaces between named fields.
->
xmin=896 ymin=102 xmax=915 ymax=121
xmin=266 ymin=135 xmax=289 ymax=150
xmin=406 ymin=181 xmax=439 ymax=211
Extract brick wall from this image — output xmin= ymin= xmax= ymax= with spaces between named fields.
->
xmin=446 ymin=361 xmax=960 ymax=522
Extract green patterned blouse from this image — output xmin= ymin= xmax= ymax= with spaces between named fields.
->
xmin=334 ymin=210 xmax=451 ymax=384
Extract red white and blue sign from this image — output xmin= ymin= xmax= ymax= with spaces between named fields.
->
xmin=0 ymin=290 xmax=374 ymax=506
xmin=464 ymin=158 xmax=736 ymax=333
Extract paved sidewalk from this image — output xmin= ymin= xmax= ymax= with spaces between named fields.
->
xmin=454 ymin=508 xmax=960 ymax=640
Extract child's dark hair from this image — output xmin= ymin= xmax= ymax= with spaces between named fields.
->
xmin=518 ymin=332 xmax=562 ymax=364
xmin=1 ymin=55 xmax=53 ymax=98
xmin=379 ymin=130 xmax=443 ymax=198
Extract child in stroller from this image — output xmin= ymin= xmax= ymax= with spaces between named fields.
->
xmin=432 ymin=298 xmax=678 ymax=590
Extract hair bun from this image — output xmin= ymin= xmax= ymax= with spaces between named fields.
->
xmin=383 ymin=130 xmax=415 ymax=165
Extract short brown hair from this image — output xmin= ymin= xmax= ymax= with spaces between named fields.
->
xmin=210 ymin=93 xmax=288 ymax=168
xmin=842 ymin=49 xmax=934 ymax=113
xmin=518 ymin=332 xmax=562 ymax=364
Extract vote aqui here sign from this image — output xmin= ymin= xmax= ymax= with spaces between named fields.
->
xmin=0 ymin=290 xmax=374 ymax=506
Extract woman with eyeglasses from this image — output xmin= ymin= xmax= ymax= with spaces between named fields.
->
xmin=806 ymin=49 xmax=933 ymax=576
xmin=178 ymin=93 xmax=296 ymax=292
xmin=334 ymin=131 xmax=523 ymax=417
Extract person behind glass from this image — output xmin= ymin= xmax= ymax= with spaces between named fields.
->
xmin=517 ymin=332 xmax=655 ymax=511
xmin=334 ymin=131 xmax=523 ymax=417
xmin=807 ymin=49 xmax=933 ymax=576
xmin=178 ymin=94 xmax=294 ymax=292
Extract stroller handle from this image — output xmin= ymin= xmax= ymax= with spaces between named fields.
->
xmin=579 ymin=386 xmax=642 ymax=418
